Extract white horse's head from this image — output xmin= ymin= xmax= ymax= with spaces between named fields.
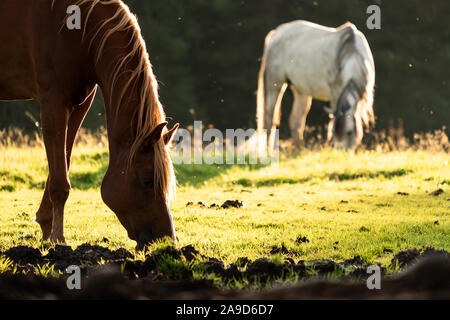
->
xmin=326 ymin=25 xmax=375 ymax=150
xmin=328 ymin=81 xmax=361 ymax=150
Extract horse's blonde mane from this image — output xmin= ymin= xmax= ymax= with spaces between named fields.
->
xmin=336 ymin=23 xmax=375 ymax=129
xmin=53 ymin=0 xmax=175 ymax=200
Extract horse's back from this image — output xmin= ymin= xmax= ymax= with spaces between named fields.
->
xmin=0 ymin=0 xmax=94 ymax=104
xmin=265 ymin=20 xmax=343 ymax=100
xmin=263 ymin=20 xmax=370 ymax=101
xmin=0 ymin=1 xmax=38 ymax=99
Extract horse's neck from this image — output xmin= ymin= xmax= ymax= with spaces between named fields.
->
xmin=96 ymin=53 xmax=137 ymax=159
xmin=83 ymin=1 xmax=164 ymax=163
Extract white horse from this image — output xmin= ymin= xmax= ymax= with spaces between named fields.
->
xmin=256 ymin=20 xmax=375 ymax=150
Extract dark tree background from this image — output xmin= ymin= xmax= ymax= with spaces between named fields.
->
xmin=1 ymin=0 xmax=449 ymax=138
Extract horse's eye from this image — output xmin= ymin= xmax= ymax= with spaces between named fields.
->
xmin=140 ymin=177 xmax=154 ymax=188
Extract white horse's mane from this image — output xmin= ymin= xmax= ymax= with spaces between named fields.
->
xmin=336 ymin=23 xmax=375 ymax=129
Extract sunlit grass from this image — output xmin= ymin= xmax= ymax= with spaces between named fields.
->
xmin=0 ymin=256 xmax=16 ymax=274
xmin=0 ymin=141 xmax=448 ymax=270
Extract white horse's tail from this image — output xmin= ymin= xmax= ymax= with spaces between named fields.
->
xmin=337 ymin=24 xmax=375 ymax=130
xmin=256 ymin=30 xmax=275 ymax=134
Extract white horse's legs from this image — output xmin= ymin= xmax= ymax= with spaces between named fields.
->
xmin=264 ymin=83 xmax=286 ymax=129
xmin=288 ymin=86 xmax=312 ymax=146
xmin=264 ymin=81 xmax=287 ymax=154
xmin=327 ymin=117 xmax=334 ymax=145
xmin=354 ymin=112 xmax=364 ymax=147
xmin=326 ymin=94 xmax=339 ymax=146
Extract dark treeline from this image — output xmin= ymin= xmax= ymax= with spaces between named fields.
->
xmin=1 ymin=0 xmax=449 ymax=138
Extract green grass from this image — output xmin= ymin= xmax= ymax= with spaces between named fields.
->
xmin=0 ymin=144 xmax=449 ymax=271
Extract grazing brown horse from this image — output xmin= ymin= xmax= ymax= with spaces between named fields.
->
xmin=0 ymin=0 xmax=179 ymax=250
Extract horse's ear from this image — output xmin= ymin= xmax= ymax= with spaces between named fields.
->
xmin=146 ymin=122 xmax=168 ymax=148
xmin=163 ymin=123 xmax=180 ymax=145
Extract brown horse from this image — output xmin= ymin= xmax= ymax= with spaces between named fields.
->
xmin=0 ymin=0 xmax=179 ymax=250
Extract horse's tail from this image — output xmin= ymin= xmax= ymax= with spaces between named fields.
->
xmin=337 ymin=23 xmax=375 ymax=130
xmin=257 ymin=30 xmax=275 ymax=134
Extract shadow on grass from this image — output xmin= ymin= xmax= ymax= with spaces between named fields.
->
xmin=70 ymin=152 xmax=109 ymax=190
xmin=233 ymin=177 xmax=312 ymax=187
xmin=175 ymin=162 xmax=268 ymax=186
xmin=0 ymin=171 xmax=45 ymax=192
xmin=327 ymin=169 xmax=413 ymax=181
xmin=0 ymin=152 xmax=109 ymax=192
xmin=232 ymin=168 xmax=414 ymax=188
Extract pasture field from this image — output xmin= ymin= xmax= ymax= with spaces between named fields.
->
xmin=0 ymin=138 xmax=448 ymax=276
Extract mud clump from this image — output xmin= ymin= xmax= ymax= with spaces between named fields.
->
xmin=185 ymin=200 xmax=243 ymax=209
xmin=391 ymin=247 xmax=449 ymax=269
xmin=1 ymin=255 xmax=449 ymax=299
xmin=270 ymin=244 xmax=299 ymax=256
xmin=245 ymin=258 xmax=287 ymax=282
xmin=197 ymin=259 xmax=226 ymax=275
xmin=0 ymin=243 xmax=372 ymax=283
xmin=3 ymin=244 xmax=134 ymax=273
xmin=295 ymin=236 xmax=310 ymax=244
xmin=221 ymin=200 xmax=244 ymax=209
xmin=1 ymin=244 xmax=449 ymax=298
xmin=250 ymin=256 xmax=450 ymax=300
xmin=429 ymin=188 xmax=444 ymax=196
xmin=0 ymin=244 xmax=449 ymax=299
xmin=341 ymin=255 xmax=365 ymax=267
xmin=185 ymin=201 xmax=211 ymax=208
xmin=180 ymin=245 xmax=202 ymax=262
xmin=235 ymin=257 xmax=251 ymax=267
xmin=306 ymin=259 xmax=337 ymax=274
xmin=4 ymin=246 xmax=42 ymax=265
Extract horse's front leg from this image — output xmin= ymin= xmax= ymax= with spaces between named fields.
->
xmin=35 ymin=179 xmax=53 ymax=240
xmin=39 ymin=97 xmax=72 ymax=244
xmin=36 ymin=87 xmax=96 ymax=241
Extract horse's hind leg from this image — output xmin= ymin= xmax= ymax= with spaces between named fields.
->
xmin=36 ymin=87 xmax=96 ymax=241
xmin=288 ymin=86 xmax=312 ymax=146
xmin=264 ymin=81 xmax=287 ymax=153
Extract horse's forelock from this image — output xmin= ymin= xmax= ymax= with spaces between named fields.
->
xmin=333 ymin=113 xmax=347 ymax=138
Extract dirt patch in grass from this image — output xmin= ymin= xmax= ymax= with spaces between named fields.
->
xmin=391 ymin=247 xmax=449 ymax=269
xmin=185 ymin=200 xmax=244 ymax=209
xmin=3 ymin=244 xmax=133 ymax=273
xmin=0 ymin=254 xmax=448 ymax=299
xmin=429 ymin=188 xmax=444 ymax=196
xmin=0 ymin=244 xmax=449 ymax=299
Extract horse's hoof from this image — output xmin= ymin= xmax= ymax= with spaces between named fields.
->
xmin=41 ymin=234 xmax=51 ymax=242
xmin=49 ymin=235 xmax=66 ymax=245
xmin=37 ymin=221 xmax=52 ymax=241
